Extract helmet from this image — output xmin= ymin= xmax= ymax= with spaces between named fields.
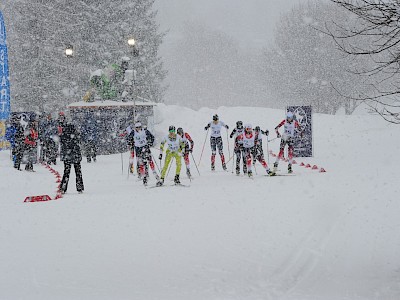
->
xmin=286 ymin=112 xmax=294 ymax=121
xmin=255 ymin=126 xmax=260 ymax=132
xmin=169 ymin=125 xmax=176 ymax=133
xmin=244 ymin=123 xmax=252 ymax=131
xmin=212 ymin=114 xmax=219 ymax=121
xmin=177 ymin=127 xmax=184 ymax=135
xmin=236 ymin=121 xmax=243 ymax=129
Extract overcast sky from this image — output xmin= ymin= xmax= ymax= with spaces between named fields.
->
xmin=155 ymin=0 xmax=306 ymax=51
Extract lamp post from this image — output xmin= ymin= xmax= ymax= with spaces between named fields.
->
xmin=65 ymin=45 xmax=74 ymax=103
xmin=127 ymin=37 xmax=139 ymax=122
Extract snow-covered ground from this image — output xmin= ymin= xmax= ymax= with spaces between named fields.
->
xmin=1 ymin=104 xmax=399 ymax=300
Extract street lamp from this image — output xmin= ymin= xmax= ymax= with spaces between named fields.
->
xmin=127 ymin=37 xmax=139 ymax=57
xmin=65 ymin=45 xmax=74 ymax=57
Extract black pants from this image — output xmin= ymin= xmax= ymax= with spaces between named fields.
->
xmin=234 ymin=146 xmax=247 ymax=173
xmin=60 ymin=162 xmax=84 ymax=193
xmin=210 ymin=136 xmax=223 ymax=155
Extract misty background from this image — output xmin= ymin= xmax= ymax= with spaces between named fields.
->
xmin=1 ymin=0 xmax=373 ymax=114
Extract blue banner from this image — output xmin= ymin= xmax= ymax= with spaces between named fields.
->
xmin=0 ymin=11 xmax=11 ymax=150
xmin=287 ymin=105 xmax=313 ymax=157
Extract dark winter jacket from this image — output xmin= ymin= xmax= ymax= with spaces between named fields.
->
xmin=60 ymin=123 xmax=82 ymax=164
xmin=80 ymin=115 xmax=98 ymax=142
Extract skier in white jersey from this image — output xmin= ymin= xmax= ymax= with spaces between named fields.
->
xmin=130 ymin=122 xmax=159 ymax=186
xmin=204 ymin=114 xmax=229 ymax=171
xmin=253 ymin=126 xmax=269 ymax=164
xmin=236 ymin=124 xmax=272 ymax=177
xmin=273 ymin=112 xmax=303 ymax=174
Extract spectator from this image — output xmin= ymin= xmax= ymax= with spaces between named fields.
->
xmin=60 ymin=123 xmax=84 ymax=194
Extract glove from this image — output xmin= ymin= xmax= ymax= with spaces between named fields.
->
xmin=225 ymin=125 xmax=229 ymax=129
xmin=204 ymin=126 xmax=208 ymax=131
xmin=265 ymin=129 xmax=269 ymax=136
xmin=276 ymin=131 xmax=281 ymax=138
xmin=159 ymin=153 xmax=162 ymax=160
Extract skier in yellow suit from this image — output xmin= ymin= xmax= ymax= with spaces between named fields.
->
xmin=157 ymin=126 xmax=185 ymax=186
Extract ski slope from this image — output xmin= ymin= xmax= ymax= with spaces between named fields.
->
xmin=1 ymin=104 xmax=399 ymax=300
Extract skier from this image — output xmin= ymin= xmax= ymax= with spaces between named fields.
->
xmin=177 ymin=127 xmax=194 ymax=179
xmin=204 ymin=114 xmax=229 ymax=171
xmin=273 ymin=111 xmax=303 ymax=174
xmin=119 ymin=121 xmax=136 ymax=174
xmin=59 ymin=123 xmax=84 ymax=194
xmin=237 ymin=124 xmax=272 ymax=177
xmin=230 ymin=120 xmax=246 ymax=175
xmin=253 ymin=126 xmax=269 ymax=165
xmin=130 ymin=122 xmax=159 ymax=186
xmin=157 ymin=126 xmax=185 ymax=186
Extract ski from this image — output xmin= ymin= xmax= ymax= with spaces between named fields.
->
xmin=171 ymin=183 xmax=190 ymax=187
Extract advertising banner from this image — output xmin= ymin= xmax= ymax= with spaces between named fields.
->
xmin=0 ymin=11 xmax=11 ymax=150
xmin=287 ymin=105 xmax=313 ymax=157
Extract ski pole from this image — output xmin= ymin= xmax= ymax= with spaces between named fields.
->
xmin=166 ymin=156 xmax=174 ymax=179
xmin=231 ymin=151 xmax=235 ymax=173
xmin=121 ymin=152 xmax=124 ymax=175
xmin=266 ymin=139 xmax=270 ymax=165
xmin=190 ymin=152 xmax=201 ymax=176
xmin=152 ymin=154 xmax=161 ymax=173
xmin=226 ymin=130 xmax=231 ymax=161
xmin=267 ymin=137 xmax=279 ymax=143
xmin=198 ymin=127 xmax=209 ymax=165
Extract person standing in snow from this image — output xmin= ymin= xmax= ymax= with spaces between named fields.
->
xmin=59 ymin=123 xmax=84 ymax=194
xmin=204 ymin=114 xmax=229 ymax=171
xmin=177 ymin=127 xmax=194 ymax=179
xmin=23 ymin=117 xmax=39 ymax=172
xmin=8 ymin=116 xmax=25 ymax=170
xmin=236 ymin=124 xmax=272 ymax=177
xmin=41 ymin=113 xmax=58 ymax=165
xmin=81 ymin=111 xmax=98 ymax=163
xmin=130 ymin=122 xmax=159 ymax=186
xmin=230 ymin=120 xmax=246 ymax=175
xmin=273 ymin=111 xmax=303 ymax=174
xmin=157 ymin=126 xmax=185 ymax=186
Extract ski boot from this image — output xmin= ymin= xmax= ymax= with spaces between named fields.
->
xmin=186 ymin=168 xmax=191 ymax=179
xmin=222 ymin=163 xmax=227 ymax=171
xmin=153 ymin=171 xmax=160 ymax=181
xmin=267 ymin=168 xmax=276 ymax=176
xmin=143 ymin=176 xmax=148 ymax=186
xmin=288 ymin=164 xmax=293 ymax=174
xmin=236 ymin=168 xmax=240 ymax=175
xmin=156 ymin=178 xmax=164 ymax=187
xmin=87 ymin=157 xmax=91 ymax=163
xmin=248 ymin=170 xmax=253 ymax=178
xmin=174 ymin=174 xmax=181 ymax=185
xmin=211 ymin=163 xmax=215 ymax=171
xmin=93 ymin=157 xmax=97 ymax=163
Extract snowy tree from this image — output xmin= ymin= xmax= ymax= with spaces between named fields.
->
xmin=1 ymin=0 xmax=166 ymax=112
xmin=262 ymin=1 xmax=371 ymax=114
xmin=165 ymin=21 xmax=262 ymax=109
xmin=327 ymin=0 xmax=400 ymax=123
